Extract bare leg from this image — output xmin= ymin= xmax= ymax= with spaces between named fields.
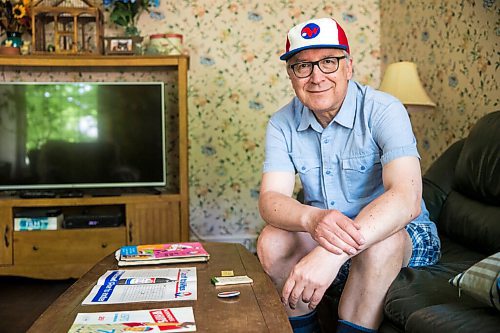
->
xmin=338 ymin=229 xmax=412 ymax=329
xmin=257 ymin=224 xmax=317 ymax=316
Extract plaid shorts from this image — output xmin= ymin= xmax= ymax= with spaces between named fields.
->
xmin=331 ymin=221 xmax=441 ymax=288
xmin=405 ymin=221 xmax=441 ymax=267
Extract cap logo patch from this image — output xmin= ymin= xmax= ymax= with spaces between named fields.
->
xmin=301 ymin=23 xmax=320 ymax=39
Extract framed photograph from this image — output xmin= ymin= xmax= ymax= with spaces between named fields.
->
xmin=104 ymin=37 xmax=142 ymax=55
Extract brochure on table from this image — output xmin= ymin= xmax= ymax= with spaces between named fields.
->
xmin=117 ymin=242 xmax=210 ymax=266
xmin=82 ymin=268 xmax=197 ymax=305
xmin=68 ymin=307 xmax=196 ymax=332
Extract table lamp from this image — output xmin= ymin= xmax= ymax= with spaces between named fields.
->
xmin=379 ymin=61 xmax=435 ymax=111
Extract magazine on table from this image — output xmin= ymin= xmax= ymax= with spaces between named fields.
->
xmin=116 ymin=242 xmax=210 ymax=266
xmin=82 ymin=268 xmax=197 ymax=305
xmin=67 ymin=307 xmax=196 ymax=332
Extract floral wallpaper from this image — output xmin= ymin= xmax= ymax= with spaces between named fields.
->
xmin=380 ymin=0 xmax=499 ymax=172
xmin=3 ymin=0 xmax=495 ymax=252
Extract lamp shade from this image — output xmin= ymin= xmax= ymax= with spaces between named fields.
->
xmin=379 ymin=61 xmax=436 ymax=107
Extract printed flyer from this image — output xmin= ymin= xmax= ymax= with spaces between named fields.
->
xmin=67 ymin=307 xmax=196 ymax=332
xmin=117 ymin=242 xmax=209 ymax=266
xmin=82 ymin=268 xmax=197 ymax=305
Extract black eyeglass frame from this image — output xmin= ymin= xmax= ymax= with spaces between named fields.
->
xmin=289 ymin=56 xmax=347 ymax=78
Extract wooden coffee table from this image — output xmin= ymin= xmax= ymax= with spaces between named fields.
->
xmin=28 ymin=242 xmax=292 ymax=332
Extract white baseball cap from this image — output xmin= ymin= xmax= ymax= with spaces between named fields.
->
xmin=280 ymin=17 xmax=350 ymax=61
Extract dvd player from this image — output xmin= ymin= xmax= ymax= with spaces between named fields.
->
xmin=63 ymin=206 xmax=124 ymax=229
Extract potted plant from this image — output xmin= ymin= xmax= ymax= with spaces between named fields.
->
xmin=105 ymin=0 xmax=151 ymax=36
xmin=0 ymin=0 xmax=32 ymax=50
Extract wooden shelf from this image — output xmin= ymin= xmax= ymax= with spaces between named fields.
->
xmin=0 ymin=55 xmax=190 ymax=278
xmin=0 ymin=54 xmax=189 ymax=67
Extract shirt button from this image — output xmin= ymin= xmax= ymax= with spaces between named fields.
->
xmin=360 ymin=165 xmax=366 ymax=170
xmin=330 ymin=201 xmax=335 ymax=206
xmin=323 ymin=139 xmax=329 ymax=144
xmin=325 ymin=170 xmax=331 ymax=175
xmin=301 ymin=166 xmax=306 ymax=171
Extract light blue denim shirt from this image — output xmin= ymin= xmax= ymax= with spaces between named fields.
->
xmin=263 ymin=80 xmax=437 ymax=235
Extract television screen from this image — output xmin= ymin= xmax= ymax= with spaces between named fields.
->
xmin=0 ymin=82 xmax=166 ymax=191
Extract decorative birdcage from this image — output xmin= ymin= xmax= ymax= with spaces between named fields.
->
xmin=31 ymin=0 xmax=104 ymax=54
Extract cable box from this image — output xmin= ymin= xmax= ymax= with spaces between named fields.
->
xmin=63 ymin=206 xmax=124 ymax=229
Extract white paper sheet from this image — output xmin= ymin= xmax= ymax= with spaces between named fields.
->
xmin=68 ymin=307 xmax=196 ymax=332
xmin=82 ymin=268 xmax=197 ymax=305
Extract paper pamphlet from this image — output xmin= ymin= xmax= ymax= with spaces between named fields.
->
xmin=82 ymin=268 xmax=197 ymax=305
xmin=117 ymin=242 xmax=209 ymax=266
xmin=67 ymin=307 xmax=196 ymax=332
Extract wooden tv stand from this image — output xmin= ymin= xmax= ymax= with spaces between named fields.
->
xmin=0 ymin=55 xmax=190 ymax=279
xmin=0 ymin=193 xmax=184 ymax=279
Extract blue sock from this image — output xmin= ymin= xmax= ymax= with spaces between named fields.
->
xmin=289 ymin=310 xmax=320 ymax=333
xmin=336 ymin=320 xmax=377 ymax=333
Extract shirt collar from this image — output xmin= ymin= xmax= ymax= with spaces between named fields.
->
xmin=297 ymin=81 xmax=357 ymax=132
xmin=297 ymin=99 xmax=323 ymax=132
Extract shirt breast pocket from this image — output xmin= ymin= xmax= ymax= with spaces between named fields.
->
xmin=293 ymin=157 xmax=322 ymax=204
xmin=341 ymin=154 xmax=383 ymax=202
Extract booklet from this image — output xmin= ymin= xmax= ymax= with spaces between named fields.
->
xmin=68 ymin=307 xmax=196 ymax=332
xmin=82 ymin=268 xmax=197 ymax=305
xmin=116 ymin=242 xmax=210 ymax=267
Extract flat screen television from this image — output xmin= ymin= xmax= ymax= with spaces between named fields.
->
xmin=0 ymin=82 xmax=166 ymax=191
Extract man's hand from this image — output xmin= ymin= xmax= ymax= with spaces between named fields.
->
xmin=282 ymin=246 xmax=347 ymax=311
xmin=307 ymin=209 xmax=365 ymax=255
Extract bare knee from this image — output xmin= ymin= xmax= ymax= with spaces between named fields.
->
xmin=257 ymin=225 xmax=315 ymax=278
xmin=257 ymin=225 xmax=291 ymax=274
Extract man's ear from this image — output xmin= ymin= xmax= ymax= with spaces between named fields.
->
xmin=286 ymin=64 xmax=293 ymax=80
xmin=347 ymin=57 xmax=354 ymax=79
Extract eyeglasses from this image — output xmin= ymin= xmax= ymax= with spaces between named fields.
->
xmin=289 ymin=56 xmax=347 ymax=78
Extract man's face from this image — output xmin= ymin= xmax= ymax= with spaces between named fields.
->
xmin=287 ymin=48 xmax=353 ymax=117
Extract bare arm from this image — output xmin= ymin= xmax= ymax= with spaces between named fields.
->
xmin=258 ymin=171 xmax=318 ymax=232
xmin=350 ymin=155 xmax=422 ymax=248
xmin=259 ymin=171 xmax=364 ymax=253
xmin=303 ymin=156 xmax=423 ymax=254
